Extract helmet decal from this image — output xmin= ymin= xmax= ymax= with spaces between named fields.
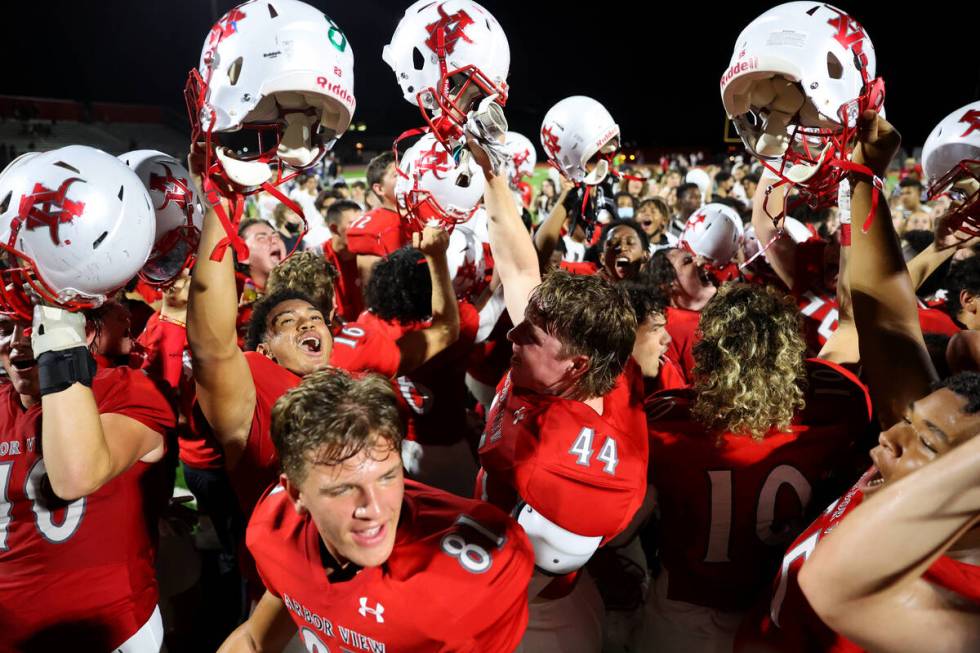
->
xmin=18 ymin=178 xmax=86 ymax=246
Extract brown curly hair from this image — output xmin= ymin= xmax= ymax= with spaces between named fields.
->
xmin=692 ymin=283 xmax=806 ymax=440
xmin=266 ymin=251 xmax=338 ymax=314
xmin=271 ymin=367 xmax=403 ymax=484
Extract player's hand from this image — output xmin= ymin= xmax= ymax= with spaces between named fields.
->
xmin=935 ymin=209 xmax=980 ymax=251
xmin=415 ymin=224 xmax=449 ymax=258
xmin=187 ymin=142 xmax=207 ymax=196
xmin=558 ymin=176 xmax=575 ymax=199
xmin=852 ymin=110 xmax=901 ymax=178
xmin=31 ymin=305 xmax=87 ymax=357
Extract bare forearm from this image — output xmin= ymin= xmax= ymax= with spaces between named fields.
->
xmin=907 ymin=242 xmax=956 ymax=291
xmin=533 ymin=190 xmax=569 ymax=268
xmin=41 ymin=385 xmax=111 ymax=500
xmin=485 ymin=175 xmax=539 ymax=285
xmin=425 ymin=250 xmax=460 ymax=342
xmin=801 ymin=434 xmax=980 ymax=612
xmin=187 ymin=205 xmax=240 ymax=360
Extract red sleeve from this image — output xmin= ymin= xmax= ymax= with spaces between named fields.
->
xmin=664 ymin=306 xmax=700 ymax=383
xmin=330 ymin=322 xmax=401 ymax=378
xmin=459 ymin=301 xmax=480 ymax=348
xmin=917 ymin=306 xmax=960 ymax=336
xmin=346 ymin=208 xmax=407 ymax=257
xmin=92 ymin=367 xmax=177 ymax=434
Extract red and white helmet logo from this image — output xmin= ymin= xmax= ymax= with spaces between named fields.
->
xmin=208 ymin=7 xmax=246 ymax=48
xmin=826 ymin=7 xmax=869 ymax=67
xmin=149 ymin=164 xmax=193 ymax=218
xmin=424 ymin=4 xmax=475 ymax=55
xmin=415 ymin=142 xmax=454 ymax=180
xmin=18 ymin=178 xmax=86 ymax=246
xmin=541 ymin=125 xmax=561 ymax=159
xmin=960 ymin=109 xmax=980 ymax=138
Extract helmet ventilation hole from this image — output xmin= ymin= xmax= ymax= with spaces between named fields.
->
xmin=117 ymin=185 xmax=125 ymax=201
xmin=412 ymin=47 xmax=425 ymax=71
xmin=228 ymin=57 xmax=243 ymax=86
xmin=806 ymin=5 xmax=820 ymax=15
xmin=826 ymin=53 xmax=843 ymax=80
xmin=0 ymin=191 xmax=10 ymax=213
xmin=53 ymin=161 xmax=81 ymax=174
xmin=267 ymin=3 xmax=278 ymax=18
xmin=92 ymin=231 xmax=108 ymax=250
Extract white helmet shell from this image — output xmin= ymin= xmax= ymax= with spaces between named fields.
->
xmin=540 ymin=96 xmax=620 ymax=185
xmin=192 ymin=0 xmax=355 ymax=171
xmin=685 ymin=168 xmax=711 ymax=202
xmin=0 ymin=146 xmax=155 ymax=314
xmin=680 ymin=203 xmax=745 ymax=266
xmin=922 ymin=101 xmax=980 ymax=190
xmin=395 ymin=133 xmax=486 ymax=232
xmin=383 ymin=0 xmax=510 ymax=110
xmin=502 ymin=131 xmax=536 ymax=184
xmin=119 ymin=150 xmax=204 ymax=285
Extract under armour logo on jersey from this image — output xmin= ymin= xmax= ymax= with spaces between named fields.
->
xmin=209 ymin=8 xmax=246 ymax=46
xmin=960 ymin=109 xmax=980 ymax=138
xmin=541 ymin=126 xmax=561 ymax=159
xmin=149 ymin=164 xmax=193 ymax=217
xmin=358 ymin=597 xmax=385 ymax=623
xmin=826 ymin=8 xmax=868 ymax=67
xmin=424 ymin=4 xmax=475 ymax=55
xmin=18 ymin=178 xmax=86 ymax=246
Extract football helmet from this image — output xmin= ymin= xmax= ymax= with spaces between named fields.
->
xmin=119 ymin=150 xmax=204 ymax=287
xmin=502 ymin=131 xmax=536 ymax=186
xmin=185 ymin=0 xmax=354 ymax=259
xmin=679 ymin=203 xmax=744 ymax=266
xmin=922 ymin=101 xmax=980 ymax=236
xmin=383 ymin=0 xmax=510 ymax=146
xmin=0 ymin=146 xmax=156 ymax=320
xmin=540 ymin=96 xmax=620 ymax=186
xmin=395 ymin=133 xmax=486 ymax=233
xmin=721 ymin=2 xmax=883 ymax=214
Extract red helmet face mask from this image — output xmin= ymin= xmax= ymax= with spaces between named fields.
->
xmin=927 ymin=161 xmax=980 ymax=239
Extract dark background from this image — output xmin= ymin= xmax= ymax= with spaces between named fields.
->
xmin=4 ymin=1 xmax=979 ymax=156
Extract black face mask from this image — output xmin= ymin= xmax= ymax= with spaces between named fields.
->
xmin=284 ymin=221 xmax=302 ymax=235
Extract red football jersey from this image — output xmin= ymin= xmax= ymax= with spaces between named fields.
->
xmin=322 ymin=239 xmax=364 ymax=322
xmin=477 ymin=360 xmax=649 ymax=544
xmin=0 ymin=367 xmax=176 ymax=651
xmin=646 ymin=358 xmax=872 ymax=610
xmin=736 ymin=468 xmax=980 ymax=652
xmin=359 ymin=302 xmax=480 ymax=446
xmin=248 ymin=480 xmax=535 ymax=653
xmin=643 ymin=356 xmax=689 ymax=398
xmin=346 ymin=207 xmax=409 ymax=257
xmin=664 ymin=306 xmax=700 ymax=383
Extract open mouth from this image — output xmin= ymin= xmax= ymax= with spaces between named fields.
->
xmin=351 ymin=523 xmax=387 ymax=547
xmin=10 ymin=356 xmax=36 ymax=372
xmin=613 ymin=256 xmax=633 ymax=276
xmin=298 ymin=334 xmax=322 ymax=355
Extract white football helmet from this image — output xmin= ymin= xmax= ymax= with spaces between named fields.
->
xmin=383 ymin=0 xmax=510 ymax=145
xmin=540 ymin=96 xmax=620 ymax=185
xmin=720 ymin=2 xmax=883 ymax=207
xmin=395 ymin=133 xmax=485 ymax=233
xmin=502 ymin=131 xmax=536 ymax=186
xmin=0 ymin=146 xmax=155 ymax=320
xmin=922 ymin=101 xmax=980 ymax=235
xmin=680 ymin=203 xmax=745 ymax=266
xmin=685 ymin=168 xmax=711 ymax=202
xmin=119 ymin=150 xmax=204 ymax=286
xmin=446 ymin=207 xmax=491 ymax=301
xmin=186 ymin=0 xmax=355 ymax=189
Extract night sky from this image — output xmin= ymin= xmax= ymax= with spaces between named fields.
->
xmin=5 ymin=1 xmax=979 ymax=157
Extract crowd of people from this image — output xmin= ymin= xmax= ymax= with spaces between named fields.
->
xmin=0 ymin=1 xmax=979 ymax=653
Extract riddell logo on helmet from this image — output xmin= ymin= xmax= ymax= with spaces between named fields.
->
xmin=720 ymin=58 xmax=758 ymax=88
xmin=18 ymin=178 xmax=86 ymax=246
xmin=315 ymin=76 xmax=355 ymax=108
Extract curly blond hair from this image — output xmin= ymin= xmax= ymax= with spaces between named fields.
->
xmin=692 ymin=283 xmax=806 ymax=440
xmin=266 ymin=250 xmax=338 ymax=314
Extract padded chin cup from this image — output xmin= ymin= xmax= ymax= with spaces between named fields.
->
xmin=583 ymin=159 xmax=610 ymax=186
xmin=216 ymin=147 xmax=273 ymax=187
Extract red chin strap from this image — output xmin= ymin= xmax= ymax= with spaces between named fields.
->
xmin=756 ymin=77 xmax=886 ymax=232
xmin=184 ymin=69 xmax=309 ymax=265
